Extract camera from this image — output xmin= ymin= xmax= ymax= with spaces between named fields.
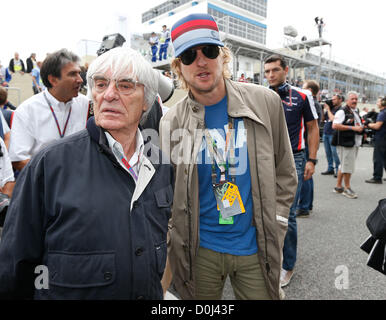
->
xmin=322 ymin=99 xmax=334 ymax=109
xmin=364 ymin=118 xmax=374 ymax=126
xmin=96 ymin=33 xmax=126 ymax=56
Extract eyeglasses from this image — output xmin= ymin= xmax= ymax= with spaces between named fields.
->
xmin=91 ymin=74 xmax=143 ymax=95
xmin=179 ymin=45 xmax=220 ymax=66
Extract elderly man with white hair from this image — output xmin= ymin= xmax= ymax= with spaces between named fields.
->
xmin=332 ymin=91 xmax=364 ymax=199
xmin=0 ymin=47 xmax=174 ymax=300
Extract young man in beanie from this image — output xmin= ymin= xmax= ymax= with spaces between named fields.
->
xmin=160 ymin=13 xmax=297 ymax=300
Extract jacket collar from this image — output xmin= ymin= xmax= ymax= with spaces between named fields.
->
xmin=45 ymin=89 xmax=73 ymax=109
xmin=86 ymin=117 xmax=160 ymax=170
xmin=186 ymin=79 xmax=263 ymax=125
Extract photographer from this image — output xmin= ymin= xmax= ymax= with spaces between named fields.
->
xmin=332 ymin=91 xmax=363 ymax=199
xmin=321 ymin=94 xmax=343 ymax=177
xmin=362 ymin=107 xmax=379 ymax=144
xmin=365 ymin=97 xmax=386 ymax=184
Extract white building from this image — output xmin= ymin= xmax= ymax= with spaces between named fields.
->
xmin=141 ymin=0 xmax=268 ymax=80
xmin=140 ymin=0 xmax=385 ymax=99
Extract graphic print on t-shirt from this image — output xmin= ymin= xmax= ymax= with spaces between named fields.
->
xmin=197 ymin=96 xmax=258 ymax=256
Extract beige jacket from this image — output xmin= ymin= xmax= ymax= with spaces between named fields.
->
xmin=160 ymin=79 xmax=297 ymax=300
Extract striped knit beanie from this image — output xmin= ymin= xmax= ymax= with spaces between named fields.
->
xmin=171 ymin=13 xmax=224 ymax=57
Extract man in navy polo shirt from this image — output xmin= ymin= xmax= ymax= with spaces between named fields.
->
xmin=264 ymin=54 xmax=319 ymax=287
xmin=322 ymin=94 xmax=343 ymax=177
xmin=365 ymin=96 xmax=386 ymax=184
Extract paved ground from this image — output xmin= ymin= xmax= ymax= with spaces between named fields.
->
xmin=222 ymin=143 xmax=386 ymax=300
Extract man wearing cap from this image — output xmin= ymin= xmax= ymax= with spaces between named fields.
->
xmin=160 ymin=13 xmax=297 ymax=300
xmin=159 ymin=25 xmax=171 ymax=61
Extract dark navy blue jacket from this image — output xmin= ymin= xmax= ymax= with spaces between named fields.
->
xmin=0 ymin=117 xmax=173 ymax=299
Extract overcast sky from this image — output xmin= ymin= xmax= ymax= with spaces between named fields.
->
xmin=1 ymin=0 xmax=385 ymax=77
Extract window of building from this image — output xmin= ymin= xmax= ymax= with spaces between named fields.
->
xmin=221 ymin=0 xmax=267 ymax=18
xmin=209 ymin=7 xmax=266 ymax=45
xmin=142 ymin=0 xmax=191 ymax=23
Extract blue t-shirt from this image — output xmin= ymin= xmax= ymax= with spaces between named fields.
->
xmin=31 ymin=67 xmax=40 ymax=88
xmin=375 ymin=109 xmax=386 ymax=141
xmin=197 ymin=95 xmax=258 ymax=256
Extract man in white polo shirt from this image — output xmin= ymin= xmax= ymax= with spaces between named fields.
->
xmin=9 ymin=49 xmax=90 ymax=171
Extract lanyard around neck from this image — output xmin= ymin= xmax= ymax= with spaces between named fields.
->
xmin=121 ymin=157 xmax=139 ymax=181
xmin=204 ymin=116 xmax=236 ymax=184
xmin=112 ymin=146 xmax=139 ymax=181
xmin=44 ymin=92 xmax=72 ymax=138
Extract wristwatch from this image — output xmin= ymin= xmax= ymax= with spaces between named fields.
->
xmin=307 ymin=158 xmax=318 ymax=165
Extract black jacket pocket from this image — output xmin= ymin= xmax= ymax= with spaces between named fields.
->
xmin=47 ymin=251 xmax=116 ymax=288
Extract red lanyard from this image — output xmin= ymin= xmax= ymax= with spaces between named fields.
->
xmin=111 ymin=143 xmax=140 ymax=181
xmin=121 ymin=157 xmax=139 ymax=181
xmin=44 ymin=93 xmax=72 ymax=138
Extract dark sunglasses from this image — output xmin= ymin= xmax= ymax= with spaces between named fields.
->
xmin=179 ymin=45 xmax=220 ymax=65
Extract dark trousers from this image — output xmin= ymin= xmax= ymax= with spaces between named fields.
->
xmin=297 ymin=146 xmax=313 ymax=211
xmin=159 ymin=42 xmax=169 ymax=60
xmin=373 ymin=137 xmax=386 ymax=180
xmin=151 ymin=45 xmax=158 ymax=62
xmin=32 ymin=86 xmax=40 ymax=95
xmin=283 ymin=150 xmax=305 ymax=271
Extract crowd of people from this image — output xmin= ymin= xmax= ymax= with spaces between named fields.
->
xmin=0 ymin=13 xmax=384 ymax=300
xmin=1 ymin=52 xmax=46 ymax=95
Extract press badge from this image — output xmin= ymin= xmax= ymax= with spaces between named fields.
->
xmin=213 ymin=182 xmax=245 ymax=224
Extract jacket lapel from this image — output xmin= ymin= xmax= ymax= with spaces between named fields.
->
xmin=225 ymin=80 xmax=265 ymax=126
xmin=130 ymin=156 xmax=155 ymax=210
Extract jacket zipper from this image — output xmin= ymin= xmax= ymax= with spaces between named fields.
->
xmin=187 ymin=163 xmax=194 ymax=281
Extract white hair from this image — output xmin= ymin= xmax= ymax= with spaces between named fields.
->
xmin=87 ymin=47 xmax=158 ymax=123
xmin=347 ymin=91 xmax=359 ymax=98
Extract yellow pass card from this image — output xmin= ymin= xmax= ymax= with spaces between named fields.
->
xmin=214 ymin=182 xmax=245 ymax=220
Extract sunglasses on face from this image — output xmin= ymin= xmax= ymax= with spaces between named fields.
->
xmin=179 ymin=45 xmax=220 ymax=65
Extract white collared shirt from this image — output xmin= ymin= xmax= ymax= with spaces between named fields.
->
xmin=0 ymin=137 xmax=14 ymax=187
xmin=9 ymin=89 xmax=90 ymax=161
xmin=105 ymin=129 xmax=144 ymax=182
